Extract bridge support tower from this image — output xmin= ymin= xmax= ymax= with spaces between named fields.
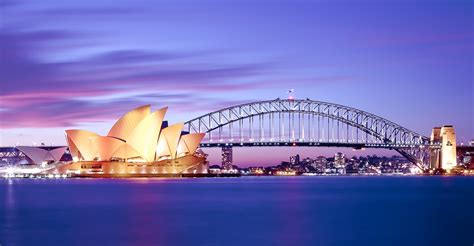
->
xmin=430 ymin=125 xmax=457 ymax=171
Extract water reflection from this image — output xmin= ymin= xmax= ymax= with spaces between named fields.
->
xmin=0 ymin=177 xmax=473 ymax=246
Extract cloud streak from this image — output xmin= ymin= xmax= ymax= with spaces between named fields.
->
xmin=1 ymin=27 xmax=339 ymax=128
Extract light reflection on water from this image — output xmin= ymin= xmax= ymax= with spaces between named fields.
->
xmin=0 ymin=176 xmax=473 ymax=246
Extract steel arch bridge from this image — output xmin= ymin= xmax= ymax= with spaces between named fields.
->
xmin=184 ymin=98 xmax=437 ymax=171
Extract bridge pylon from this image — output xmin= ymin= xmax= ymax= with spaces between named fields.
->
xmin=429 ymin=125 xmax=457 ymax=171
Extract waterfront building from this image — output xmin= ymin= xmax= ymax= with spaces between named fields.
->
xmin=208 ymin=165 xmax=222 ymax=174
xmin=8 ymin=146 xmax=67 ymax=166
xmin=51 ymin=105 xmax=208 ymax=176
xmin=334 ymin=152 xmax=346 ymax=174
xmin=248 ymin=167 xmax=265 ymax=175
xmin=457 ymin=145 xmax=474 ymax=169
xmin=0 ymin=146 xmax=70 ymax=175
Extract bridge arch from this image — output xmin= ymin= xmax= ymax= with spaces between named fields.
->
xmin=184 ymin=98 xmax=432 ymax=170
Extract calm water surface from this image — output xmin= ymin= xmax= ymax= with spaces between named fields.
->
xmin=1 ymin=176 xmax=473 ymax=246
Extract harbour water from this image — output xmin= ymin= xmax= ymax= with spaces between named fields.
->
xmin=1 ymin=176 xmax=473 ymax=246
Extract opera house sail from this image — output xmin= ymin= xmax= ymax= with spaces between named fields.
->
xmin=52 ymin=105 xmax=208 ymax=177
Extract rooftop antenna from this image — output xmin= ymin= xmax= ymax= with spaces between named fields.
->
xmin=288 ymin=89 xmax=295 ymax=100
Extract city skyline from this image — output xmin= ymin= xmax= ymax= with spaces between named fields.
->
xmin=1 ymin=1 xmax=473 ymax=166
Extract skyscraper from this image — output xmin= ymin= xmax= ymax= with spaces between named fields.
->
xmin=222 ymin=146 xmax=233 ymax=170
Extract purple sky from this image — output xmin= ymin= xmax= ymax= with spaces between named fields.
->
xmin=1 ymin=0 xmax=473 ymax=166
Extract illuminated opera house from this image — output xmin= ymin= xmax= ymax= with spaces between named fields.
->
xmin=52 ymin=105 xmax=208 ymax=177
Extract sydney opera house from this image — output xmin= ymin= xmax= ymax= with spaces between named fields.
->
xmin=51 ymin=105 xmax=208 ymax=177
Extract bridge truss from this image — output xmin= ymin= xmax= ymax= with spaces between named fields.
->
xmin=184 ymin=98 xmax=438 ymax=171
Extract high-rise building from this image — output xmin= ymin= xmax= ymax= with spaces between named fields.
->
xmin=222 ymin=146 xmax=233 ymax=170
xmin=440 ymin=125 xmax=457 ymax=170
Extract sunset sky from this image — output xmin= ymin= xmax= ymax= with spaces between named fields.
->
xmin=1 ymin=0 xmax=472 ymax=166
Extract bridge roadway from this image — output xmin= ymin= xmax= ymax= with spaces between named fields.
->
xmin=199 ymin=141 xmax=440 ymax=149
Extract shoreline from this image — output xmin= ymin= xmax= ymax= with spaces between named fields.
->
xmin=2 ymin=172 xmax=473 ymax=179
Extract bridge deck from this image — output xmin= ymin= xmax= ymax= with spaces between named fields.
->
xmin=199 ymin=141 xmax=440 ymax=149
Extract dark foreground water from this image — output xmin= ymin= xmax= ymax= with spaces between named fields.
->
xmin=1 ymin=176 xmax=473 ymax=246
